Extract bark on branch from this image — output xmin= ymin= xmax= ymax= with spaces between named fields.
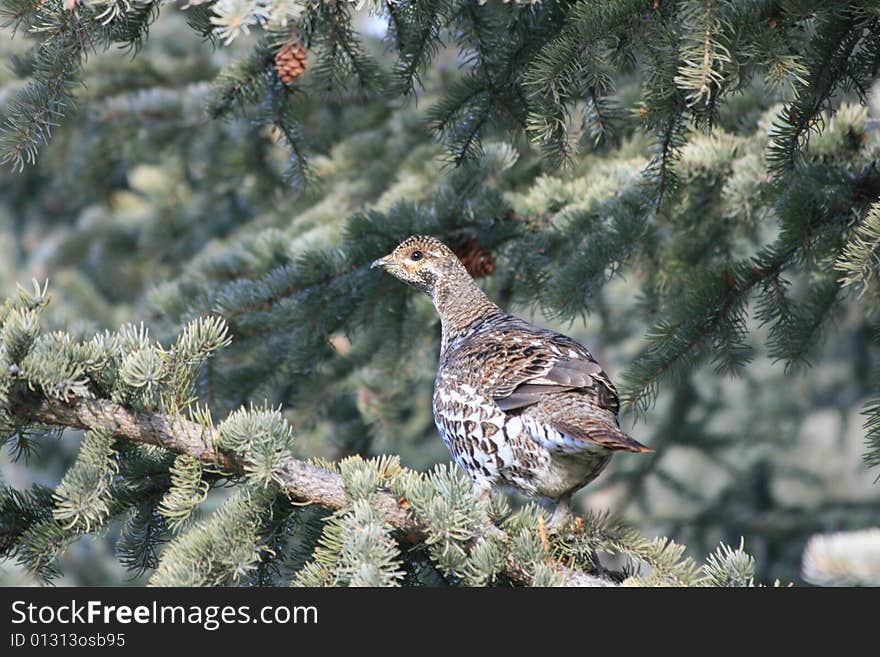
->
xmin=12 ymin=395 xmax=614 ymax=587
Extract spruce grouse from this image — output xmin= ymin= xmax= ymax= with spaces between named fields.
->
xmin=372 ymin=235 xmax=650 ymax=527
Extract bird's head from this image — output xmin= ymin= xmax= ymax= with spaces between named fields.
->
xmin=371 ymin=235 xmax=466 ymax=297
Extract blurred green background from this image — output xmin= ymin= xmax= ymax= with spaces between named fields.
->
xmin=2 ymin=5 xmax=879 ymax=586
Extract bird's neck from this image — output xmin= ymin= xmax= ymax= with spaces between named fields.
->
xmin=432 ymin=271 xmax=503 ymax=354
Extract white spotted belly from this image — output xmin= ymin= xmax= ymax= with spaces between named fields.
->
xmin=432 ymin=369 xmax=612 ymax=499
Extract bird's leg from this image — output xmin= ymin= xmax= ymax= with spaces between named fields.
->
xmin=546 ymin=497 xmax=608 ymax=575
xmin=546 ymin=494 xmax=573 ymax=533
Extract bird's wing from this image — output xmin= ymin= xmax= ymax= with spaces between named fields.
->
xmin=478 ymin=327 xmax=620 ymax=415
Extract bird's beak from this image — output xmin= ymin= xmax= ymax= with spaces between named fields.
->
xmin=371 ymin=255 xmax=391 ymax=270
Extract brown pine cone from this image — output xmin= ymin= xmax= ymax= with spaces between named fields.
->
xmin=274 ymin=39 xmax=308 ymax=85
xmin=452 ymin=236 xmax=496 ymax=278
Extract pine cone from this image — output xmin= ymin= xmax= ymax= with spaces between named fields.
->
xmin=452 ymin=236 xmax=496 ymax=278
xmin=274 ymin=39 xmax=308 ymax=85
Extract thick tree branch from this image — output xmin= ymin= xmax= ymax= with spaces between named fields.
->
xmin=10 ymin=395 xmax=614 ymax=587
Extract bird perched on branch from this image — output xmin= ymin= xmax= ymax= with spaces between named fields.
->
xmin=372 ymin=235 xmax=651 ymax=529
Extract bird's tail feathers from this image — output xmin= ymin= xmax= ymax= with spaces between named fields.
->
xmin=553 ymin=420 xmax=652 ymax=453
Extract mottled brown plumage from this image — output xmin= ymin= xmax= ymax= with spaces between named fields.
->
xmin=372 ymin=235 xmax=650 ymax=527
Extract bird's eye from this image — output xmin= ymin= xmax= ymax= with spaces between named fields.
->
xmin=410 ymin=250 xmax=423 ymax=261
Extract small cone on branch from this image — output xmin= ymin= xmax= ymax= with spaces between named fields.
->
xmin=451 ymin=236 xmax=496 ymax=278
xmin=274 ymin=36 xmax=308 ymax=85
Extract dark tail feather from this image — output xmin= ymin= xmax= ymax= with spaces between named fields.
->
xmin=553 ymin=420 xmax=652 ymax=453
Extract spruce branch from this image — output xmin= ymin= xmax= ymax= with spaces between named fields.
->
xmin=863 ymin=327 xmax=880 ymax=470
xmin=766 ymin=8 xmax=878 ymax=176
xmin=623 ymin=162 xmax=880 ymax=414
xmin=835 ymin=200 xmax=880 ymax=301
xmin=802 ymin=528 xmax=880 ymax=587
xmin=673 ymin=0 xmax=731 ymax=112
xmin=0 ymin=0 xmax=161 ymax=170
xmin=391 ymin=0 xmax=450 ymax=97
xmin=207 ymin=42 xmax=274 ymax=120
xmin=7 ymin=393 xmax=614 ymax=587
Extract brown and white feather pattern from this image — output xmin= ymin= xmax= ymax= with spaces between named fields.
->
xmin=433 ymin=315 xmax=646 ymax=498
xmin=372 ymin=235 xmax=650 ymax=505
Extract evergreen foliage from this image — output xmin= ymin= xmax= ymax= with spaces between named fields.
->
xmin=802 ymin=528 xmax=880 ymax=586
xmin=2 ymin=1 xmax=880 ymax=586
